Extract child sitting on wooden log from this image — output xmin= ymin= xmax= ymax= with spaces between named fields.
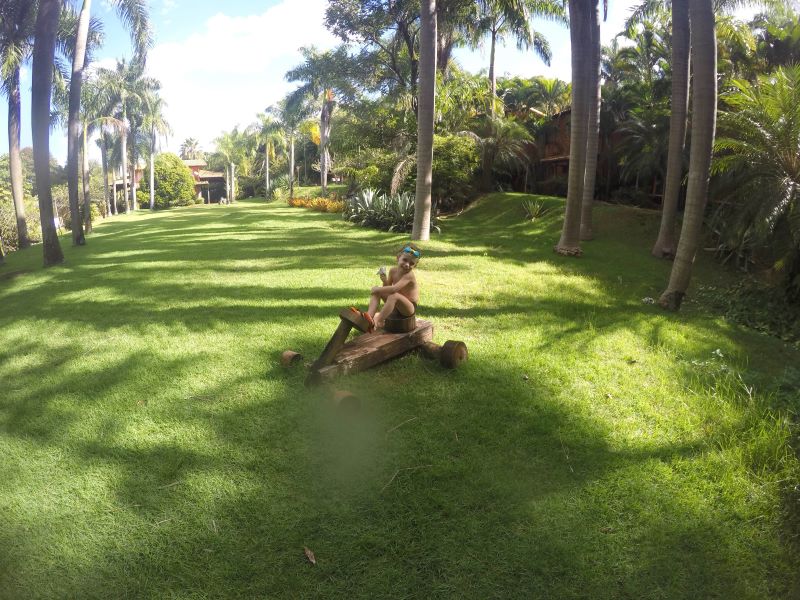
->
xmin=359 ymin=243 xmax=421 ymax=332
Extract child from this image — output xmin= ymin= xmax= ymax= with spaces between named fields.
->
xmin=360 ymin=243 xmax=421 ymax=332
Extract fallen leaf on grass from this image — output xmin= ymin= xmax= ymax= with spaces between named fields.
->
xmin=303 ymin=546 xmax=316 ymax=565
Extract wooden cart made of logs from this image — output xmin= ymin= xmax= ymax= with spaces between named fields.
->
xmin=304 ymin=308 xmax=468 ymax=385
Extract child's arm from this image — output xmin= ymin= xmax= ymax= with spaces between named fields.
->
xmin=379 ymin=273 xmax=412 ymax=294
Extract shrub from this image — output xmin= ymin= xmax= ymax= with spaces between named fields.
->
xmin=266 ymin=175 xmax=289 ymax=201
xmin=344 ymin=188 xmax=438 ymax=233
xmin=287 ymin=196 xmax=344 ymax=213
xmin=430 ymin=135 xmax=480 ymax=211
xmin=522 ymin=199 xmax=552 ymax=222
xmin=140 ymin=153 xmax=197 ymax=209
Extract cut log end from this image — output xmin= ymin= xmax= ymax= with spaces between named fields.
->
xmin=440 ymin=340 xmax=468 ymax=369
xmin=281 ymin=350 xmax=303 ymax=367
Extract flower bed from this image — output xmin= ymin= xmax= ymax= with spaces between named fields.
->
xmin=287 ymin=196 xmax=344 ymax=213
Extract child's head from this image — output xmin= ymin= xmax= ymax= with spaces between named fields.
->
xmin=396 ymin=243 xmax=421 ymax=272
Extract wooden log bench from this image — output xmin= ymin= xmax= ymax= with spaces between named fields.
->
xmin=302 ymin=308 xmax=467 ymax=385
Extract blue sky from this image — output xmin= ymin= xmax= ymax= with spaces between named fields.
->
xmin=2 ymin=0 xmax=750 ymax=165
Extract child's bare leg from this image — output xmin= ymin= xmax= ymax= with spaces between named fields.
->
xmin=367 ymin=292 xmax=381 ymax=317
xmin=367 ymin=287 xmax=391 ymax=318
xmin=375 ymin=294 xmax=414 ymax=328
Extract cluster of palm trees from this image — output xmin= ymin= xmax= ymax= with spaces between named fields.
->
xmin=1 ymin=0 xmax=168 ymax=266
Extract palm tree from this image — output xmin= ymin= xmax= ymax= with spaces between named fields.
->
xmin=66 ymin=0 xmax=150 ymax=243
xmin=31 ymin=0 xmax=64 ymax=265
xmin=180 ymin=138 xmax=202 ymax=159
xmin=253 ymin=113 xmax=284 ymax=196
xmin=659 ymin=0 xmax=717 ymax=310
xmin=651 ymin=0 xmax=689 ymax=258
xmin=141 ymin=94 xmax=171 ymax=210
xmin=96 ymin=58 xmax=152 ymax=213
xmin=461 ymin=114 xmax=533 ymax=191
xmin=710 ymin=66 xmax=800 ymax=296
xmin=580 ymin=1 xmax=601 ymax=240
xmin=555 ymin=0 xmax=596 ymax=256
xmin=471 ymin=0 xmax=564 ymax=116
xmin=0 ymin=0 xmax=37 ymax=249
xmin=412 ymin=0 xmax=437 ymax=241
xmin=268 ymin=98 xmax=313 ymax=199
xmin=286 ymin=47 xmax=356 ymax=194
xmin=126 ymin=73 xmax=160 ymax=211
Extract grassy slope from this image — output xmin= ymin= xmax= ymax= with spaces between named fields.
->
xmin=0 ymin=193 xmax=798 ymax=599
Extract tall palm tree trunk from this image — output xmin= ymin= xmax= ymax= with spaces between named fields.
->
xmin=82 ymin=124 xmax=92 ymax=233
xmin=555 ymin=0 xmax=592 ymax=256
xmin=7 ymin=68 xmax=30 ymax=248
xmin=489 ymin=25 xmax=497 ymax=118
xmin=149 ymin=128 xmax=156 ymax=209
xmin=265 ymin=142 xmax=270 ymax=195
xmin=659 ymin=0 xmax=716 ymax=310
xmin=412 ymin=0 xmax=437 ymax=241
xmin=320 ymin=94 xmax=333 ymax=194
xmin=121 ymin=107 xmax=130 ymax=214
xmin=67 ymin=0 xmax=91 ymax=245
xmin=130 ymin=128 xmax=138 ymax=210
xmin=31 ymin=0 xmax=65 ymax=266
xmin=289 ymin=136 xmax=295 ymax=199
xmin=101 ymin=136 xmax=110 ymax=215
xmin=580 ymin=3 xmax=601 ymax=241
xmin=652 ymin=0 xmax=690 ymax=259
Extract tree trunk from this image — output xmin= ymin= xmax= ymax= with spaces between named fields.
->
xmin=412 ymin=0 xmax=437 ymax=241
xmin=580 ymin=4 xmax=601 ymax=241
xmin=121 ymin=104 xmax=130 ymax=214
xmin=32 ymin=0 xmax=65 ymax=266
xmin=232 ymin=163 xmax=236 ymax=200
xmin=7 ymin=68 xmax=31 ymax=249
xmin=265 ymin=141 xmax=270 ymax=195
xmin=67 ymin=0 xmax=91 ymax=245
xmin=659 ymin=0 xmax=716 ymax=311
xmin=555 ymin=0 xmax=592 ymax=256
xmin=652 ymin=0 xmax=690 ymax=259
xmin=130 ymin=128 xmax=138 ymax=210
xmin=101 ymin=136 xmax=110 ymax=215
xmin=225 ymin=164 xmax=230 ymax=201
xmin=150 ymin=128 xmax=156 ymax=209
xmin=82 ymin=124 xmax=92 ymax=233
xmin=289 ymin=136 xmax=295 ymax=199
xmin=489 ymin=26 xmax=497 ymax=118
xmin=320 ymin=94 xmax=334 ymax=195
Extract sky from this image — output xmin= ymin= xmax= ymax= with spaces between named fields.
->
xmin=0 ymin=0 xmax=758 ymax=165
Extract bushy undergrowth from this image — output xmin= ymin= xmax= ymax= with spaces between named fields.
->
xmin=287 ymin=196 xmax=344 ymax=213
xmin=692 ymin=279 xmax=800 ymax=347
xmin=343 ymin=188 xmax=439 ymax=233
xmin=140 ymin=153 xmax=197 ymax=209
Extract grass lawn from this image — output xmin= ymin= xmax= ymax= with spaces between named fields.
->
xmin=1 ymin=193 xmax=798 ymax=599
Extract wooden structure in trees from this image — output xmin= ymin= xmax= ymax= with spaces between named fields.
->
xmin=304 ymin=308 xmax=467 ymax=385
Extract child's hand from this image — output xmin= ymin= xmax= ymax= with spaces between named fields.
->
xmin=371 ymin=286 xmax=382 ymax=294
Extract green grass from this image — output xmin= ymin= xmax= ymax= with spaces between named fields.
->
xmin=1 ymin=193 xmax=798 ymax=599
xmin=292 ymin=184 xmax=348 ymax=198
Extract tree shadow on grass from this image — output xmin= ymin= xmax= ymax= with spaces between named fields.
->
xmin=3 ymin=329 xmax=795 ymax=598
xmin=1 ymin=200 xmax=798 ymax=598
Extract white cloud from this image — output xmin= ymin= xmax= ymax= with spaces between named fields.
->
xmin=145 ymin=0 xmax=338 ymax=156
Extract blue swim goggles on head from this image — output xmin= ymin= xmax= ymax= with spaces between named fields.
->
xmin=402 ymin=246 xmax=420 ymax=258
